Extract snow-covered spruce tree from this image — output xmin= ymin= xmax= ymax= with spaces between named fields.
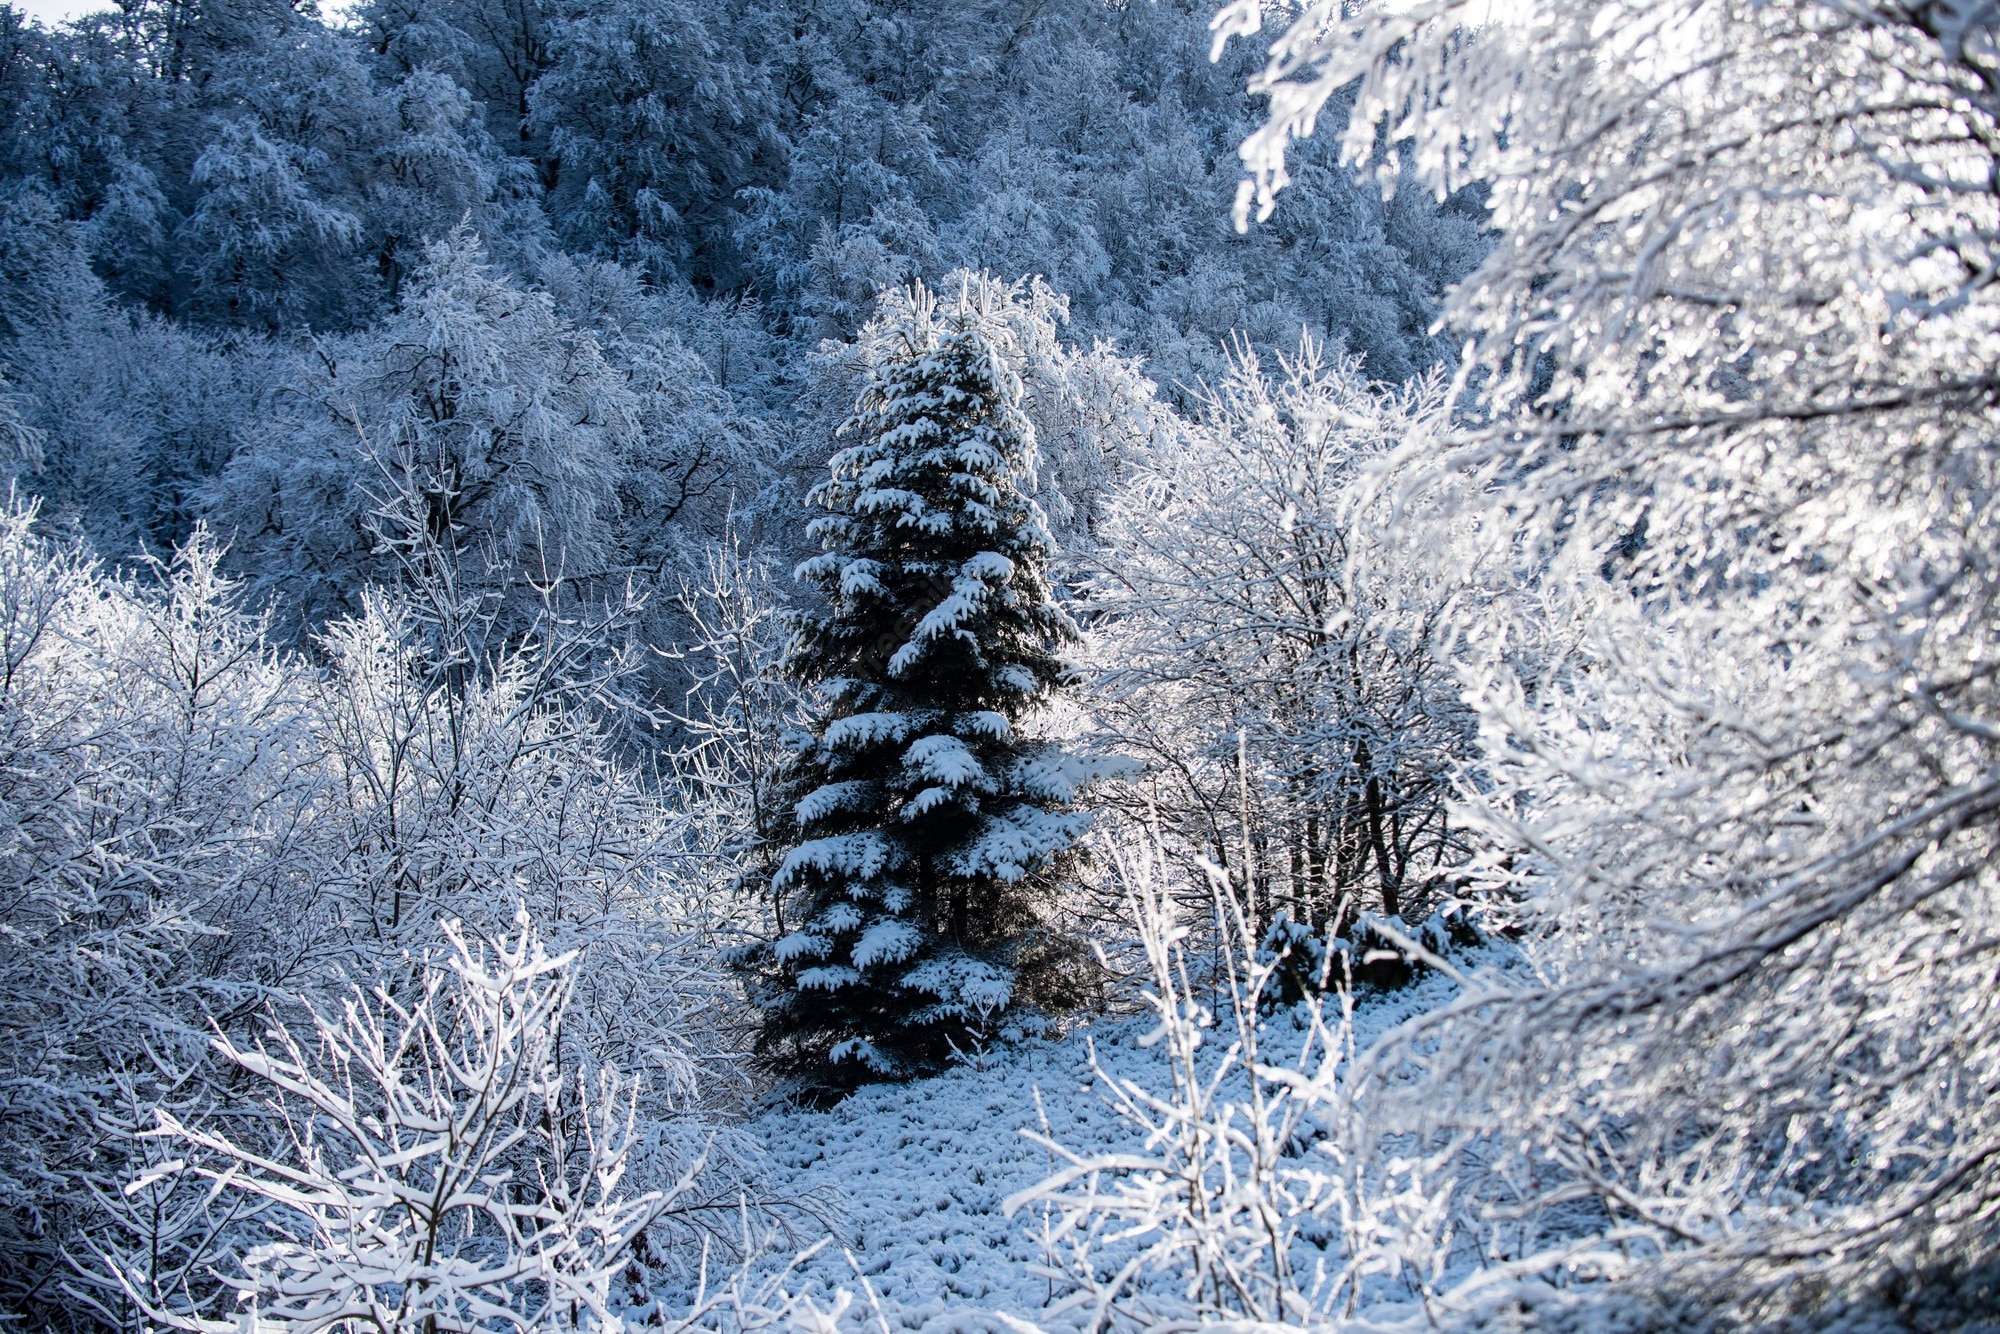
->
xmin=747 ymin=278 xmax=1101 ymax=1095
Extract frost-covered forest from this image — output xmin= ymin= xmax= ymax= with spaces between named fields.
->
xmin=2 ymin=0 xmax=1998 ymax=1329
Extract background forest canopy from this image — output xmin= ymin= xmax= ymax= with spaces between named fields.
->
xmin=0 ymin=0 xmax=1483 ymax=575
xmin=0 ymin=0 xmax=1488 ymax=970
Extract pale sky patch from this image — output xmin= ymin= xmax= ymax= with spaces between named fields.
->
xmin=10 ymin=0 xmax=105 ymax=23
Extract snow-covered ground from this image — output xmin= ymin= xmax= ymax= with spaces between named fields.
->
xmin=750 ymin=1015 xmax=1154 ymax=1332
xmin=747 ymin=967 xmax=1475 ymax=1331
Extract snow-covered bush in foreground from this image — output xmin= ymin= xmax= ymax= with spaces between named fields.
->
xmin=1008 ymin=847 xmax=1466 ymax=1329
xmin=284 ymin=526 xmax=757 ymax=1291
xmin=141 ymin=911 xmax=673 ymax=1334
xmin=0 ymin=495 xmax=754 ymax=1329
xmin=1213 ymin=0 xmax=2000 ymax=1320
xmin=137 ymin=910 xmax=851 ymax=1334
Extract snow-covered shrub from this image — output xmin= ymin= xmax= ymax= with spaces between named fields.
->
xmin=140 ymin=911 xmax=674 ymax=1334
xmin=0 ymin=503 xmax=327 ymax=1325
xmin=1091 ymin=342 xmax=1480 ymax=944
xmin=659 ymin=535 xmax=808 ymax=932
xmin=0 ymin=489 xmax=756 ymax=1327
xmin=1009 ymin=844 xmax=1464 ymax=1328
xmin=294 ymin=519 xmax=758 ymax=1265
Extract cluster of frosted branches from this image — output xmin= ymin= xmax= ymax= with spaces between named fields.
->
xmin=135 ymin=913 xmax=670 ymax=1332
xmin=1008 ymin=846 xmax=1472 ymax=1329
xmin=1089 ymin=342 xmax=1479 ymax=933
xmin=131 ymin=912 xmax=859 ymax=1334
xmin=0 ymin=494 xmax=755 ymax=1327
xmin=659 ymin=536 xmax=807 ymax=935
xmin=1206 ymin=0 xmax=2000 ymax=1318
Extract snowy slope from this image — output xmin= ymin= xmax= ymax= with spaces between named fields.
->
xmin=750 ymin=1016 xmax=1154 ymax=1332
xmin=747 ymin=965 xmax=1478 ymax=1332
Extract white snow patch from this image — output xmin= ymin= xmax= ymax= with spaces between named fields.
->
xmin=826 ymin=712 xmax=918 ymax=750
xmin=960 ymin=551 xmax=1014 ymax=581
xmin=749 ymin=1018 xmax=1154 ymax=1332
xmin=772 ymin=931 xmax=830 ymax=965
xmin=904 ymin=734 xmax=985 ymax=788
xmin=954 ymin=711 xmax=1011 ymax=741
xmin=797 ymin=780 xmax=874 ymax=825
xmin=776 ymin=833 xmax=893 ymax=888
xmin=853 ymin=920 xmax=922 ymax=969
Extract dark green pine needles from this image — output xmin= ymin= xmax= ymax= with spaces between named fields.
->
xmin=747 ymin=278 xmax=1104 ymax=1095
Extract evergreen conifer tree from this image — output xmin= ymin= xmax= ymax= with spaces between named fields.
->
xmin=749 ymin=277 xmax=1100 ymax=1094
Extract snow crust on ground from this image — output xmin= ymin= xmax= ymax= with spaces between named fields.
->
xmin=757 ymin=1021 xmax=1146 ymax=1331
xmin=749 ymin=967 xmax=1472 ymax=1331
